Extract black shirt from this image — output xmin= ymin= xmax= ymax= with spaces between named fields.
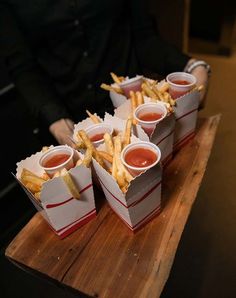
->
xmin=0 ymin=0 xmax=190 ymax=127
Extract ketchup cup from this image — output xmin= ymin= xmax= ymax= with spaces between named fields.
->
xmin=39 ymin=145 xmax=74 ymax=178
xmin=134 ymin=102 xmax=167 ymax=137
xmin=85 ymin=123 xmax=113 ymax=147
xmin=166 ymin=72 xmax=196 ymax=99
xmin=121 ymin=141 xmax=161 ymax=177
xmin=119 ymin=75 xmax=143 ymax=98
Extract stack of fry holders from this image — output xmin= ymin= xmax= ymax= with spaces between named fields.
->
xmin=114 ymin=98 xmax=175 ymax=166
xmin=14 ymin=149 xmax=96 ymax=239
xmin=109 ymin=77 xmax=200 ymax=154
xmin=74 ymin=114 xmax=163 ymax=231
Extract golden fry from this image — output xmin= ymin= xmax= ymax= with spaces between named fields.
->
xmin=78 ymin=130 xmax=106 ymax=168
xmin=98 ymin=150 xmax=113 ymax=163
xmin=25 ymin=182 xmax=41 ymax=193
xmin=86 ymin=110 xmax=101 ymax=124
xmin=136 ymin=91 xmax=144 ymax=106
xmin=100 ymin=83 xmax=123 ymax=94
xmin=41 ymin=172 xmax=50 ymax=181
xmin=34 ymin=192 xmax=41 ymax=202
xmin=21 ymin=168 xmax=46 ymax=188
xmin=141 ymin=82 xmax=158 ymax=100
xmin=130 ymin=90 xmax=138 ymax=125
xmin=122 ymin=117 xmax=132 ymax=148
xmin=61 ymin=168 xmax=80 ymax=200
xmin=82 ymin=148 xmax=93 ymax=167
xmin=110 ymin=72 xmax=122 ymax=84
xmin=159 ymin=82 xmax=169 ymax=93
xmin=103 ymin=132 xmax=114 ymax=155
xmin=113 ymin=136 xmax=126 ymax=189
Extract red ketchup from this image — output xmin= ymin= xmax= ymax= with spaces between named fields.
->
xmin=170 ymin=79 xmax=191 ymax=99
xmin=43 ymin=154 xmax=70 ymax=168
xmin=138 ymin=112 xmax=163 ymax=136
xmin=171 ymin=80 xmax=190 ymax=85
xmin=139 ymin=112 xmax=163 ymax=121
xmin=125 ymin=148 xmax=157 ymax=168
xmin=90 ymin=133 xmax=104 ymax=142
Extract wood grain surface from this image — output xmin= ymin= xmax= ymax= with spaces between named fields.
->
xmin=5 ymin=115 xmax=221 ymax=298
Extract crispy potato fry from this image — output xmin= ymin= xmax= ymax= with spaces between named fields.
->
xmin=21 ymin=168 xmax=46 ymax=188
xmin=122 ymin=117 xmax=132 ymax=148
xmin=34 ymin=192 xmax=41 ymax=202
xmin=136 ymin=91 xmax=144 ymax=106
xmin=141 ymin=82 xmax=158 ymax=100
xmin=103 ymin=132 xmax=114 ymax=155
xmin=98 ymin=150 xmax=113 ymax=163
xmin=110 ymin=72 xmax=122 ymax=84
xmin=118 ymin=76 xmax=125 ymax=82
xmin=61 ymin=168 xmax=80 ymax=199
xmin=113 ymin=136 xmax=126 ymax=189
xmin=130 ymin=90 xmax=138 ymax=125
xmin=100 ymin=83 xmax=123 ymax=94
xmin=86 ymin=110 xmax=101 ymax=124
xmin=159 ymin=82 xmax=169 ymax=93
xmin=75 ymin=132 xmax=86 ymax=149
xmin=41 ymin=146 xmax=50 ymax=153
xmin=76 ymin=159 xmax=83 ymax=166
xmin=78 ymin=130 xmax=106 ymax=168
xmin=41 ymin=172 xmax=50 ymax=181
xmin=25 ymin=182 xmax=41 ymax=193
xmin=82 ymin=148 xmax=93 ymax=167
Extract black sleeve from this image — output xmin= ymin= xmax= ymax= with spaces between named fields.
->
xmin=130 ymin=0 xmax=190 ymax=76
xmin=0 ymin=3 xmax=70 ymax=127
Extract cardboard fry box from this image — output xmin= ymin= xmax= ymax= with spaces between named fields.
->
xmin=114 ymin=98 xmax=175 ymax=166
xmin=109 ymin=84 xmax=127 ymax=108
xmin=92 ymin=138 xmax=162 ymax=231
xmin=173 ymin=90 xmax=200 ymax=151
xmin=14 ymin=148 xmax=96 ymax=239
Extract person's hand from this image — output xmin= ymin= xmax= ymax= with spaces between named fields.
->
xmin=184 ymin=58 xmax=210 ymax=108
xmin=191 ymin=65 xmax=209 ymax=108
xmin=49 ymin=118 xmax=75 ymax=147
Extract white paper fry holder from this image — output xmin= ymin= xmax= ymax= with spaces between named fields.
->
xmin=14 ymin=147 xmax=96 ymax=239
xmin=173 ymin=90 xmax=200 ymax=152
xmin=92 ymin=137 xmax=163 ymax=232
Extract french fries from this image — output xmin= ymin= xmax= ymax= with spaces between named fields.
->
xmin=141 ymin=80 xmax=175 ymax=113
xmin=60 ymin=168 xmax=80 ymax=200
xmin=122 ymin=117 xmax=132 ymax=148
xmin=130 ymin=90 xmax=138 ymax=125
xmin=103 ymin=132 xmax=114 ymax=155
xmin=20 ymin=168 xmax=49 ymax=201
xmin=86 ymin=110 xmax=101 ymax=124
xmin=78 ymin=130 xmax=106 ymax=169
xmin=110 ymin=72 xmax=123 ymax=84
xmin=100 ymin=83 xmax=123 ymax=94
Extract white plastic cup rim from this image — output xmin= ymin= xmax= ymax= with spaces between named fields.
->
xmin=121 ymin=141 xmax=161 ymax=172
xmin=166 ymin=72 xmax=196 ymax=88
xmin=39 ymin=145 xmax=74 ymax=171
xmin=85 ymin=123 xmax=113 ymax=146
xmin=119 ymin=75 xmax=143 ymax=87
xmin=134 ymin=102 xmax=168 ymax=125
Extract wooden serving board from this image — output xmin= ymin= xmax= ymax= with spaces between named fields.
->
xmin=5 ymin=115 xmax=220 ymax=298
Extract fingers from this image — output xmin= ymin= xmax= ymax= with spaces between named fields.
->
xmin=49 ymin=118 xmax=75 ymax=146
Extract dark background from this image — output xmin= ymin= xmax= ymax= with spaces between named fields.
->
xmin=1 ymin=0 xmax=235 ymax=297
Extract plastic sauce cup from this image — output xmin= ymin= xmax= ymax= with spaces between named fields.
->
xmin=39 ymin=145 xmax=74 ymax=177
xmin=119 ymin=75 xmax=143 ymax=98
xmin=85 ymin=123 xmax=113 ymax=147
xmin=121 ymin=141 xmax=161 ymax=177
xmin=134 ymin=102 xmax=167 ymax=137
xmin=166 ymin=72 xmax=196 ymax=99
